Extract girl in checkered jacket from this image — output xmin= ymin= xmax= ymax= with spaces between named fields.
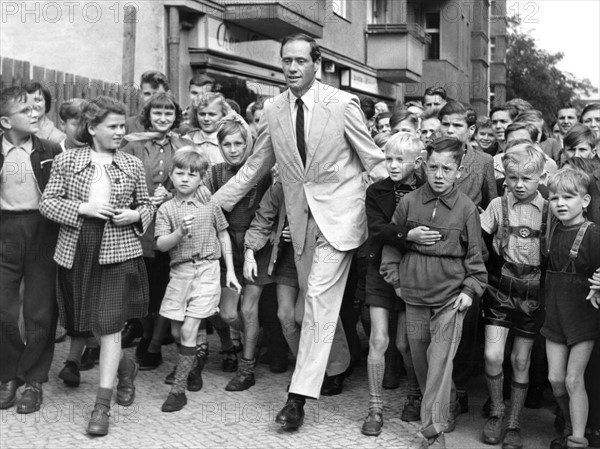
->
xmin=40 ymin=96 xmax=155 ymax=437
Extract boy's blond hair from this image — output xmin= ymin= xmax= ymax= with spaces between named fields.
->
xmin=384 ymin=132 xmax=424 ymax=159
xmin=501 ymin=143 xmax=546 ymax=176
xmin=171 ymin=146 xmax=209 ymax=178
xmin=548 ymin=167 xmax=590 ymax=197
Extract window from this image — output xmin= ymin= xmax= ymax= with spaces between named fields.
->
xmin=490 ymin=37 xmax=496 ymax=61
xmin=331 ymin=0 xmax=347 ymax=18
xmin=425 ymin=12 xmax=440 ymax=60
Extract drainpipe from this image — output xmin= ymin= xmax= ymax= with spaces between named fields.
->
xmin=168 ymin=6 xmax=180 ymax=98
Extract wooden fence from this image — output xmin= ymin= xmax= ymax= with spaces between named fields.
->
xmin=0 ymin=56 xmax=141 ymax=123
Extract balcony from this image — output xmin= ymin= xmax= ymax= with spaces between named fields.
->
xmin=222 ymin=1 xmax=325 ymax=40
xmin=366 ymin=23 xmax=430 ymax=83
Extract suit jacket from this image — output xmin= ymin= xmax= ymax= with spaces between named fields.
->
xmin=214 ymin=81 xmax=387 ymax=254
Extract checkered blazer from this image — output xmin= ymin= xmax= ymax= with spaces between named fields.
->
xmin=40 ymin=147 xmax=155 ymax=269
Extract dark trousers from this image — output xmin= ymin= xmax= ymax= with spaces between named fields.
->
xmin=0 ymin=211 xmax=58 ymax=383
xmin=452 ymin=296 xmax=481 ymax=390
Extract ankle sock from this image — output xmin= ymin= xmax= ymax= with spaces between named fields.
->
xmin=95 ymin=387 xmax=113 ymax=410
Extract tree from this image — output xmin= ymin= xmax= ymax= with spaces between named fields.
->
xmin=506 ymin=16 xmax=597 ymax=124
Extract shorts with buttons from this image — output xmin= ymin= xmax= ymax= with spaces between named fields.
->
xmin=483 ymin=262 xmax=544 ymax=338
xmin=160 ymin=259 xmax=221 ymax=321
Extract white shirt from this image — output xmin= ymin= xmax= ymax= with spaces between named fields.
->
xmin=88 ymin=151 xmax=113 ymax=204
xmin=0 ymin=137 xmax=41 ymax=210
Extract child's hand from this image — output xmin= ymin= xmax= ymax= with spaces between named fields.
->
xmin=588 ymin=269 xmax=600 ymax=297
xmin=78 ymin=202 xmax=116 ymax=220
xmin=195 ymin=186 xmax=212 ymax=205
xmin=407 ymin=226 xmax=442 ymax=245
xmin=179 ymin=215 xmax=194 ymax=236
xmin=226 ymin=271 xmax=242 ymax=294
xmin=588 ymin=291 xmax=600 ymax=309
xmin=151 ymin=185 xmax=169 ymax=206
xmin=112 ymin=209 xmax=141 ymax=226
xmin=453 ymin=292 xmax=472 ymax=311
xmin=282 ymin=226 xmax=292 ymax=243
xmin=243 ymin=249 xmax=257 ymax=282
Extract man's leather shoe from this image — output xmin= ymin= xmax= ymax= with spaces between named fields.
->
xmin=0 ymin=379 xmax=22 ymax=409
xmin=275 ymin=398 xmax=304 ymax=430
xmin=87 ymin=405 xmax=110 ymax=436
xmin=116 ymin=358 xmax=138 ymax=406
xmin=321 ymin=373 xmax=344 ymax=396
xmin=16 ymin=381 xmax=42 ymax=414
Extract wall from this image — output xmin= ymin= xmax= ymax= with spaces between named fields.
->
xmin=0 ymin=1 xmax=166 ymax=88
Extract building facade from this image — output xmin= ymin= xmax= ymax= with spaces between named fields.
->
xmin=0 ymin=0 xmax=506 ymax=116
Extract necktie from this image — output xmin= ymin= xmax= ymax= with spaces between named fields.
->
xmin=295 ymin=98 xmax=306 ymax=166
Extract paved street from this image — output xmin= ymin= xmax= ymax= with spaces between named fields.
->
xmin=2 ymin=331 xmax=559 ymax=448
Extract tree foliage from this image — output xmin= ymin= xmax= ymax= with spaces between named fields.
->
xmin=506 ymin=16 xmax=597 ymax=124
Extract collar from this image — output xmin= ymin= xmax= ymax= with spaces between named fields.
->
xmin=287 ymin=80 xmax=319 ymax=112
xmin=173 ymin=193 xmax=201 ymax=207
xmin=144 ymin=137 xmax=172 ymax=154
xmin=2 ymin=135 xmax=33 ymax=157
xmin=507 ymin=190 xmax=544 ymax=211
xmin=73 ymin=146 xmax=135 ymax=176
xmin=421 ymin=183 xmax=460 ymax=208
xmin=192 ymin=130 xmax=218 ymax=146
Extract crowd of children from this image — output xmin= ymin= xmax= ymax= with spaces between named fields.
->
xmin=1 ymin=69 xmax=600 ymax=449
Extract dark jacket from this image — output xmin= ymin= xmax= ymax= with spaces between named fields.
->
xmin=0 ymin=135 xmax=62 ymax=194
xmin=365 ymin=176 xmax=423 ymax=267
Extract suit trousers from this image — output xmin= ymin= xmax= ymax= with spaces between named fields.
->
xmin=0 ymin=211 xmax=58 ymax=383
xmin=406 ymin=300 xmax=464 ymax=438
xmin=289 ymin=214 xmax=353 ymax=399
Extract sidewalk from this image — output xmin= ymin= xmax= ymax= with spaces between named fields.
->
xmin=1 ymin=332 xmax=557 ymax=448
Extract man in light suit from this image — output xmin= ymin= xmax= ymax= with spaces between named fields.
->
xmin=213 ymin=33 xmax=387 ymax=430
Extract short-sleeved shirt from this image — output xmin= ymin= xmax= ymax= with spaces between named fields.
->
xmin=155 ymin=195 xmax=228 ymax=266
xmin=480 ymin=191 xmax=546 ymax=266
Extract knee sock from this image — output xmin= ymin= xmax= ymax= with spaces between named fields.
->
xmin=171 ymin=345 xmax=196 ymax=394
xmin=555 ymin=393 xmax=572 ymax=435
xmin=67 ymin=337 xmax=87 ymax=365
xmin=486 ymin=372 xmax=506 ymax=417
xmin=506 ymin=381 xmax=529 ymax=430
xmin=367 ymin=355 xmax=385 ymax=412
xmin=95 ymin=386 xmax=113 ymax=411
